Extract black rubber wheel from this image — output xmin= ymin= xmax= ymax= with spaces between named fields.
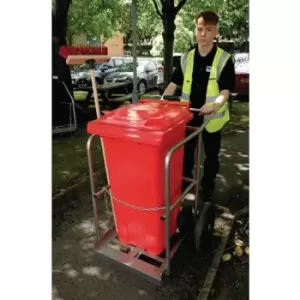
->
xmin=194 ymin=202 xmax=215 ymax=251
xmin=77 ymin=78 xmax=88 ymax=88
xmin=95 ymin=76 xmax=104 ymax=84
xmin=177 ymin=206 xmax=194 ymax=235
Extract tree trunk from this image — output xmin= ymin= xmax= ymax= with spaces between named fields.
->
xmin=162 ymin=13 xmax=176 ymax=89
xmin=52 ymin=0 xmax=75 ymax=128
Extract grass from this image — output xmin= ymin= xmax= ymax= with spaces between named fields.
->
xmin=224 ymin=101 xmax=249 ymax=134
xmin=52 ymin=130 xmax=104 ymax=196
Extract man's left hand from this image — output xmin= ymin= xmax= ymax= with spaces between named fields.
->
xmin=199 ymin=104 xmax=217 ymax=115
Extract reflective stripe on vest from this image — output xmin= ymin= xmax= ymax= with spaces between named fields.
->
xmin=216 ymin=50 xmax=231 ymax=80
xmin=204 ymin=111 xmax=225 ymax=121
xmin=180 ymin=52 xmax=188 ymax=75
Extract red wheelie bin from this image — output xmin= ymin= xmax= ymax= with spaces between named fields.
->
xmin=87 ymin=99 xmax=193 ymax=255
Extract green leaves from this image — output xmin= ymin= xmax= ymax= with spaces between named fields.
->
xmin=219 ymin=0 xmax=249 ymax=44
xmin=119 ymin=0 xmax=162 ymax=43
xmin=64 ymin=0 xmax=248 ymax=47
xmin=150 ymin=11 xmax=195 ymax=55
xmin=67 ymin=0 xmax=125 ymax=43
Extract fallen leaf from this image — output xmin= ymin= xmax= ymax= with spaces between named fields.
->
xmin=235 ymin=246 xmax=243 ymax=256
xmin=235 ymin=239 xmax=244 ymax=247
xmin=222 ymin=253 xmax=232 ymax=262
xmin=236 ymin=220 xmax=243 ymax=226
xmin=245 ymin=247 xmax=249 ymax=255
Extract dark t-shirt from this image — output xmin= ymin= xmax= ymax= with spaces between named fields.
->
xmin=171 ymin=44 xmax=235 ymax=126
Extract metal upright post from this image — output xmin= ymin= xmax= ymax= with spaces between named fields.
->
xmin=131 ymin=0 xmax=138 ymax=103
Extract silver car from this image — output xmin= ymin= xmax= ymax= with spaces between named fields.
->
xmin=104 ymin=59 xmax=163 ymax=94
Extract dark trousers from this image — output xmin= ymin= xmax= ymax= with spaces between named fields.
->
xmin=182 ymin=128 xmax=222 ymax=200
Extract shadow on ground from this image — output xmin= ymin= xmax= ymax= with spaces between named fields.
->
xmin=52 ymin=130 xmax=249 ymax=300
xmin=208 ymin=130 xmax=249 ymax=300
xmin=215 ymin=130 xmax=249 ymax=212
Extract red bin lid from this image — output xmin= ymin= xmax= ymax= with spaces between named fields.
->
xmin=87 ymin=99 xmax=193 ymax=145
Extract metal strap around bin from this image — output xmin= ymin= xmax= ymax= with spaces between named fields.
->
xmin=104 ymin=187 xmax=166 ymax=212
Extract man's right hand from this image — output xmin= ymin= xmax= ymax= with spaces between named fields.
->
xmin=199 ymin=104 xmax=215 ymax=115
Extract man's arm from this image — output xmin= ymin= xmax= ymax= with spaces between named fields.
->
xmin=161 ymin=63 xmax=184 ymax=97
xmin=200 ymin=56 xmax=235 ymax=115
xmin=213 ymin=56 xmax=236 ymax=111
xmin=163 ymin=82 xmax=178 ymax=96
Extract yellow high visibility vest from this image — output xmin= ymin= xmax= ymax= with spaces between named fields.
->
xmin=180 ymin=47 xmax=232 ymax=132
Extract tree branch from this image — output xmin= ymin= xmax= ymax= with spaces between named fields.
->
xmin=152 ymin=0 xmax=163 ymax=19
xmin=175 ymin=0 xmax=187 ymax=13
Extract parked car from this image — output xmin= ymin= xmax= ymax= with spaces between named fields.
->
xmin=157 ymin=53 xmax=182 ymax=95
xmin=233 ymin=60 xmax=249 ymax=98
xmin=76 ymin=56 xmax=133 ymax=87
xmin=104 ymin=59 xmax=162 ymax=94
xmin=233 ymin=52 xmax=249 ymax=64
xmin=71 ymin=64 xmax=89 ymax=87
xmin=95 ymin=56 xmax=133 ymax=82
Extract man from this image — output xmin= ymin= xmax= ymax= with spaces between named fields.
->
xmin=162 ymin=11 xmax=235 ymax=202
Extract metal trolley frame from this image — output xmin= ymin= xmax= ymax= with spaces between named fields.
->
xmin=86 ymin=106 xmax=211 ymax=285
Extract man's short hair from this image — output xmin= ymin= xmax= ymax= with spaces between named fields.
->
xmin=195 ymin=11 xmax=219 ymax=25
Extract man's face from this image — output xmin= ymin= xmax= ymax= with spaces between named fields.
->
xmin=195 ymin=17 xmax=218 ymax=47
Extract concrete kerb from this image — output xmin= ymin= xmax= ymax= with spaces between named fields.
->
xmin=196 ymin=202 xmax=249 ymax=300
xmin=197 ymin=212 xmax=236 ymax=300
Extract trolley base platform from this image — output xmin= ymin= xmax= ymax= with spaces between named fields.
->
xmin=94 ymin=227 xmax=186 ymax=285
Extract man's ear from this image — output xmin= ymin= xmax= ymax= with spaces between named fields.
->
xmin=194 ymin=27 xmax=197 ymax=37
